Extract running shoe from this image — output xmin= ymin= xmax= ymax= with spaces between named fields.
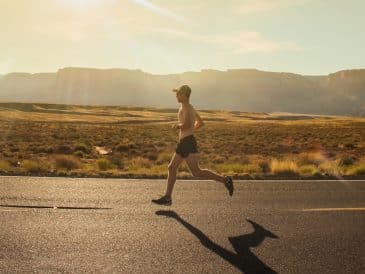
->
xmin=152 ymin=195 xmax=172 ymax=206
xmin=224 ymin=176 xmax=234 ymax=196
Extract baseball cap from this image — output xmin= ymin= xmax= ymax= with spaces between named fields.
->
xmin=172 ymin=84 xmax=191 ymax=98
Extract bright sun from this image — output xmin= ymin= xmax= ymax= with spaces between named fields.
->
xmin=58 ymin=0 xmax=104 ymax=9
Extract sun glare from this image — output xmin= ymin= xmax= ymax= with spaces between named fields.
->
xmin=58 ymin=0 xmax=104 ymax=9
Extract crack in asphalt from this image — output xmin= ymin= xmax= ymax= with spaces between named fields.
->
xmin=0 ymin=204 xmax=112 ymax=210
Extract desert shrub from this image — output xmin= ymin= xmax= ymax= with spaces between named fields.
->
xmin=22 ymin=160 xmax=42 ymax=172
xmin=258 ymin=160 xmax=270 ymax=173
xmin=96 ymin=158 xmax=113 ymax=171
xmin=115 ymin=143 xmax=137 ymax=152
xmin=74 ymin=151 xmax=85 ymax=158
xmin=129 ymin=156 xmax=152 ymax=168
xmin=296 ymin=152 xmax=326 ymax=166
xmin=54 ymin=155 xmax=80 ymax=170
xmin=55 ymin=145 xmax=73 ymax=154
xmin=345 ymin=142 xmax=357 ymax=149
xmin=116 ymin=144 xmax=128 ymax=152
xmin=3 ymin=151 xmax=13 ymax=157
xmin=0 ymin=160 xmax=10 ymax=171
xmin=74 ymin=143 xmax=90 ymax=153
xmin=242 ymin=163 xmax=261 ymax=174
xmin=298 ymin=165 xmax=319 ymax=176
xmin=154 ymin=141 xmax=165 ymax=147
xmin=338 ymin=155 xmax=357 ymax=167
xmin=319 ymin=160 xmax=342 ymax=176
xmin=31 ymin=145 xmax=54 ymax=154
xmin=146 ymin=151 xmax=158 ymax=161
xmin=107 ymin=155 xmax=124 ymax=169
xmin=156 ymin=152 xmax=172 ymax=165
xmin=7 ymin=158 xmax=19 ymax=167
xmin=347 ymin=163 xmax=365 ymax=175
xmin=44 ymin=147 xmax=54 ymax=153
xmin=9 ymin=146 xmax=19 ymax=152
xmin=270 ymin=159 xmax=299 ymax=175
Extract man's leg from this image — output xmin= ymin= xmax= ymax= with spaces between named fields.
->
xmin=165 ymin=152 xmax=184 ymax=198
xmin=185 ymin=153 xmax=226 ymax=183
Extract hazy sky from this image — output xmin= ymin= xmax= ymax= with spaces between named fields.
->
xmin=0 ymin=0 xmax=364 ymax=75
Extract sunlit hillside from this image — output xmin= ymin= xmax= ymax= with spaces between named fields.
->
xmin=0 ymin=68 xmax=364 ymax=117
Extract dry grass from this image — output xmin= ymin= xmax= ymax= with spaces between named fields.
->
xmin=0 ymin=102 xmax=364 ymax=178
xmin=295 ymin=151 xmax=327 ymax=166
xmin=21 ymin=160 xmax=43 ymax=172
xmin=96 ymin=158 xmax=113 ymax=171
xmin=128 ymin=156 xmax=153 ymax=170
xmin=318 ymin=160 xmax=342 ymax=176
xmin=0 ymin=160 xmax=10 ymax=171
xmin=346 ymin=160 xmax=365 ymax=175
xmin=270 ymin=159 xmax=299 ymax=175
xmin=298 ymin=165 xmax=321 ymax=176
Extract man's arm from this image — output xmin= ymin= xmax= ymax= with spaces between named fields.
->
xmin=194 ymin=111 xmax=205 ymax=129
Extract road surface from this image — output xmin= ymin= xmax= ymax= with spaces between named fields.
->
xmin=0 ymin=176 xmax=364 ymax=273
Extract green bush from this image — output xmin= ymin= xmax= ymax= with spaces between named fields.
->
xmin=338 ymin=156 xmax=356 ymax=167
xmin=107 ymin=155 xmax=124 ymax=169
xmin=156 ymin=151 xmax=172 ymax=165
xmin=74 ymin=143 xmax=90 ymax=153
xmin=74 ymin=150 xmax=85 ymax=158
xmin=216 ymin=163 xmax=259 ymax=174
xmin=0 ymin=160 xmax=10 ymax=171
xmin=298 ymin=165 xmax=319 ymax=176
xmin=96 ymin=158 xmax=113 ymax=171
xmin=347 ymin=163 xmax=365 ymax=175
xmin=22 ymin=160 xmax=42 ymax=172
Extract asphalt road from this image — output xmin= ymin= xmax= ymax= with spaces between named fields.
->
xmin=0 ymin=176 xmax=364 ymax=273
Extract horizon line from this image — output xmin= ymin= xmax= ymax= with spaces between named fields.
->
xmin=1 ymin=66 xmax=365 ymax=77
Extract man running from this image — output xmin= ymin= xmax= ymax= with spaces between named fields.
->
xmin=152 ymin=84 xmax=234 ymax=206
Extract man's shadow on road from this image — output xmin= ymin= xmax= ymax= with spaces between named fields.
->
xmin=156 ymin=210 xmax=279 ymax=274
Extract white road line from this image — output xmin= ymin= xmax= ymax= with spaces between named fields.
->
xmin=0 ymin=176 xmax=365 ymax=182
xmin=289 ymin=208 xmax=365 ymax=212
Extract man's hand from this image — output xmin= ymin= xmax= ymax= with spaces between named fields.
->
xmin=194 ymin=121 xmax=205 ymax=129
xmin=194 ymin=112 xmax=204 ymax=129
xmin=171 ymin=123 xmax=181 ymax=130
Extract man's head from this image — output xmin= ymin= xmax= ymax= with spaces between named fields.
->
xmin=172 ymin=85 xmax=191 ymax=102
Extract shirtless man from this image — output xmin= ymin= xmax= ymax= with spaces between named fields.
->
xmin=152 ymin=84 xmax=234 ymax=206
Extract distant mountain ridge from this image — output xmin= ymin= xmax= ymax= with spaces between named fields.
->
xmin=0 ymin=67 xmax=364 ymax=117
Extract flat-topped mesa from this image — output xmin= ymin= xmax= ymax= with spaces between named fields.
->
xmin=0 ymin=68 xmax=364 ymax=116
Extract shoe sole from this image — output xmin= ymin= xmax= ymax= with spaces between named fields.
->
xmin=225 ymin=177 xmax=234 ymax=196
xmin=152 ymin=201 xmax=172 ymax=206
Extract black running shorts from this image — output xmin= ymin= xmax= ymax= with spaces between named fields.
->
xmin=175 ymin=134 xmax=198 ymax=158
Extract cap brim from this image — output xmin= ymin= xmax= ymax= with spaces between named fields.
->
xmin=172 ymin=88 xmax=179 ymax=92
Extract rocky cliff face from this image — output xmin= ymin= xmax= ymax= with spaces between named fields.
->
xmin=0 ymin=67 xmax=364 ymax=116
